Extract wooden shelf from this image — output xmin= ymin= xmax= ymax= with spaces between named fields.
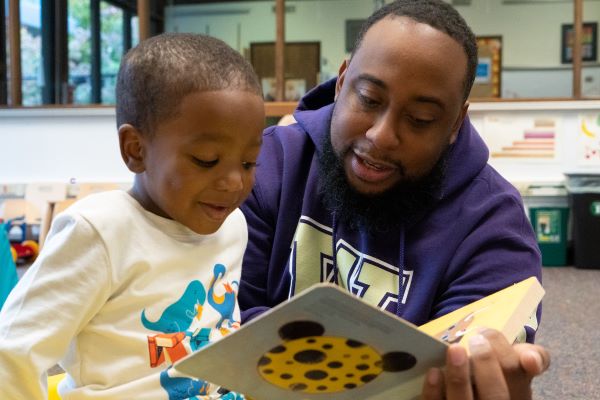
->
xmin=264 ymin=101 xmax=297 ymax=117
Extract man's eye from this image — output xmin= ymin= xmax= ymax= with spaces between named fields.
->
xmin=193 ymin=157 xmax=219 ymax=168
xmin=410 ymin=117 xmax=434 ymax=127
xmin=242 ymin=161 xmax=259 ymax=171
xmin=357 ymin=93 xmax=379 ymax=108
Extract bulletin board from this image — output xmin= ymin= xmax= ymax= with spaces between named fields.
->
xmin=561 ymin=22 xmax=598 ymax=64
xmin=470 ymin=36 xmax=502 ymax=98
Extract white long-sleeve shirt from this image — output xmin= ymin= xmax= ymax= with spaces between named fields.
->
xmin=0 ymin=190 xmax=246 ymax=399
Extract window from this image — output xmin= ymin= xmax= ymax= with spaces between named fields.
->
xmin=68 ymin=0 xmax=91 ymax=104
xmin=20 ymin=0 xmax=41 ymax=105
xmin=131 ymin=15 xmax=138 ymax=47
xmin=1 ymin=0 xmax=168 ymax=107
xmin=69 ymin=0 xmax=135 ymax=104
xmin=100 ymin=1 xmax=123 ymax=104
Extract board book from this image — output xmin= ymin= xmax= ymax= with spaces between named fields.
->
xmin=174 ymin=277 xmax=544 ymax=400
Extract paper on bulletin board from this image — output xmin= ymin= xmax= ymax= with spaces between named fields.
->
xmin=481 ymin=114 xmax=562 ymax=164
xmin=577 ymin=113 xmax=600 ymax=166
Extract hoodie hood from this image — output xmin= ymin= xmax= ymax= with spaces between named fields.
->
xmin=292 ymin=78 xmax=490 ymax=201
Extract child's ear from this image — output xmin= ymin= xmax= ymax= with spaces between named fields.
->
xmin=118 ymin=124 xmax=146 ymax=173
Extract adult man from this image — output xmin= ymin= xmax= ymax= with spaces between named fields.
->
xmin=239 ymin=0 xmax=549 ymax=398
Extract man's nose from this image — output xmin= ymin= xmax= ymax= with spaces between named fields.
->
xmin=365 ymin=113 xmax=400 ymax=150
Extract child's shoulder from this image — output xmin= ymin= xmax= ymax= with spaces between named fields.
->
xmin=59 ymin=190 xmax=138 ymax=228
xmin=67 ymin=190 xmax=132 ymax=213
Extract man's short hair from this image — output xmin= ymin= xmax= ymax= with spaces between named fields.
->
xmin=352 ymin=0 xmax=478 ymax=101
xmin=116 ymin=32 xmax=262 ymax=135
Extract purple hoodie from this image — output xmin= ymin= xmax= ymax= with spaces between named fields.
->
xmin=239 ymin=79 xmax=542 ymax=342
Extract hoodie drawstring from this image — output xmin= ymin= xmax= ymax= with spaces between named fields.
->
xmin=331 ymin=213 xmax=338 ymax=285
xmin=395 ymin=226 xmax=406 ymax=317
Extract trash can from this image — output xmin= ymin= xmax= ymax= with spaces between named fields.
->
xmin=522 ymin=185 xmax=569 ymax=267
xmin=566 ymin=174 xmax=600 ymax=269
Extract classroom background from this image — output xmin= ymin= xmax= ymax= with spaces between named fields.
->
xmin=1 ymin=1 xmax=600 ymax=398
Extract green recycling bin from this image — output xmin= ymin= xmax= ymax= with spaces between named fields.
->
xmin=566 ymin=174 xmax=600 ymax=269
xmin=522 ymin=185 xmax=569 ymax=267
xmin=529 ymin=207 xmax=569 ymax=267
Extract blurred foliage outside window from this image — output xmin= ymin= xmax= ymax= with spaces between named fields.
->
xmin=68 ymin=0 xmax=124 ymax=104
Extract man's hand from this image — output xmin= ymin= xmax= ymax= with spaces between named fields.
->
xmin=420 ymin=329 xmax=550 ymax=400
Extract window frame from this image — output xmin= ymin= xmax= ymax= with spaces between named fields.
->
xmin=0 ymin=0 xmax=7 ymax=105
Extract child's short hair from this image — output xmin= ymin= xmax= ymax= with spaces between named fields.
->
xmin=116 ymin=32 xmax=262 ymax=135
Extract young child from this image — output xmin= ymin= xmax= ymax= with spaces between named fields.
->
xmin=0 ymin=33 xmax=265 ymax=399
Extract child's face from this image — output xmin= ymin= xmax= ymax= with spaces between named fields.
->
xmin=134 ymin=90 xmax=264 ymax=234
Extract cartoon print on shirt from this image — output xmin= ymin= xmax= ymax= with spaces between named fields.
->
xmin=208 ymin=263 xmax=241 ymax=331
xmin=141 ymin=264 xmax=242 ymax=399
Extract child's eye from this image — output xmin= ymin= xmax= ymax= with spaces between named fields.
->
xmin=242 ymin=161 xmax=259 ymax=171
xmin=193 ymin=157 xmax=219 ymax=168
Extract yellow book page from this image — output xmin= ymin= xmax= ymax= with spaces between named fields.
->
xmin=418 ymin=277 xmax=544 ymax=351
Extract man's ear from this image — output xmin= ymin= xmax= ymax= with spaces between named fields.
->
xmin=334 ymin=59 xmax=349 ymax=100
xmin=449 ymin=102 xmax=469 ymax=145
xmin=118 ymin=124 xmax=146 ymax=173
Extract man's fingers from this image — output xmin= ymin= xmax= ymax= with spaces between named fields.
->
xmin=514 ymin=343 xmax=551 ymax=377
xmin=480 ymin=328 xmax=531 ymax=399
xmin=469 ymin=333 xmax=511 ymax=400
xmin=444 ymin=344 xmax=474 ymax=400
xmin=421 ymin=331 xmax=549 ymax=400
xmin=421 ymin=368 xmax=445 ymax=400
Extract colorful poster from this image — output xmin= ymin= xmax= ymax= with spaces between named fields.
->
xmin=481 ymin=115 xmax=561 ymax=162
xmin=577 ymin=113 xmax=600 ymax=166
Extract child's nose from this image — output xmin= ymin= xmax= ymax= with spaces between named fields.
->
xmin=217 ymin=168 xmax=244 ymax=192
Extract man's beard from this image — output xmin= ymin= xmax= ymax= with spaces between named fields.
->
xmin=318 ymin=134 xmax=450 ymax=233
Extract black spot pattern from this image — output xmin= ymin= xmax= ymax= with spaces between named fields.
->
xmin=361 ymin=374 xmax=377 ymax=383
xmin=305 ymin=370 xmax=328 ymax=380
xmin=381 ymin=352 xmax=417 ymax=372
xmin=258 ymin=320 xmax=421 ymax=395
xmin=346 ymin=339 xmax=365 ymax=348
xmin=294 ymin=349 xmax=326 ymax=364
xmin=279 ymin=321 xmax=325 ymax=340
xmin=257 ymin=356 xmax=271 ymax=366
xmin=290 ymin=383 xmax=307 ymax=391
xmin=269 ymin=345 xmax=286 ymax=354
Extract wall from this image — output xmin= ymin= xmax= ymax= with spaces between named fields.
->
xmin=502 ymin=66 xmax=600 ymax=98
xmin=1 ymin=102 xmax=599 ymax=185
xmin=164 ymin=0 xmax=600 ymax=96
xmin=0 ymin=108 xmax=132 ymax=184
xmin=457 ymin=0 xmax=600 ymax=68
xmin=165 ymin=0 xmax=376 ymax=82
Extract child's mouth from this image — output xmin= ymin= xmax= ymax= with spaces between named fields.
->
xmin=199 ymin=203 xmax=231 ymax=221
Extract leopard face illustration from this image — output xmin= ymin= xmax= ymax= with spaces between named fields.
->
xmin=256 ymin=321 xmax=417 ymax=394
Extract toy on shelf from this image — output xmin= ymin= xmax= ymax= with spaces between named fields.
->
xmin=0 ymin=221 xmax=19 ymax=309
xmin=1 ymin=216 xmax=40 ymax=264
